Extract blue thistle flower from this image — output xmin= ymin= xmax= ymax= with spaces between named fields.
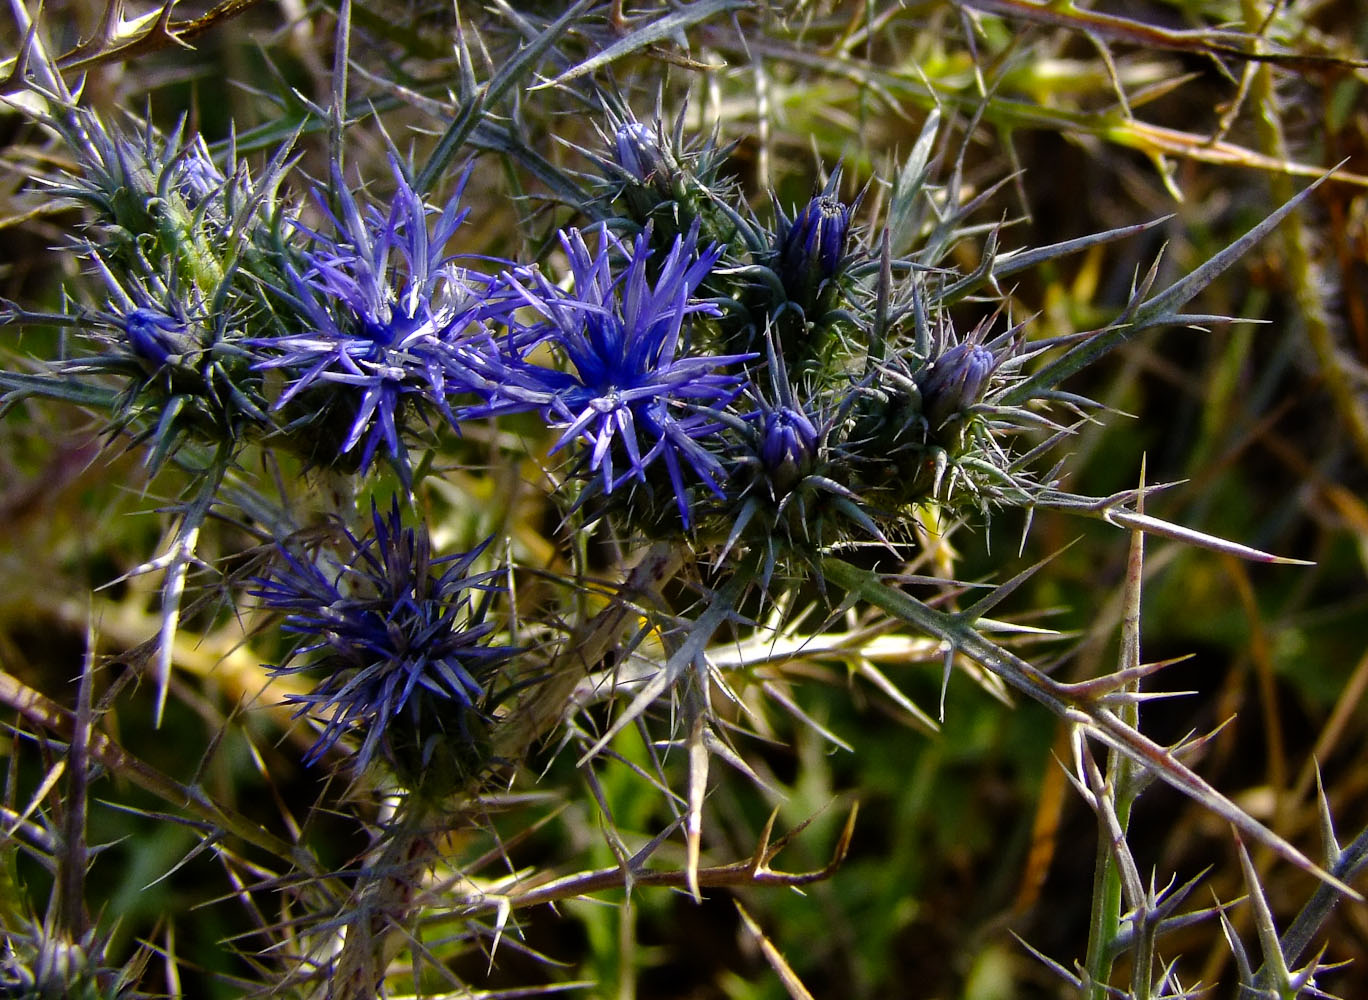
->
xmin=0 ymin=100 xmax=298 ymax=471
xmin=712 ymin=391 xmax=887 ymax=585
xmin=36 ymin=262 xmax=273 ymax=468
xmin=252 ymin=502 xmax=518 ymax=783
xmin=845 ymin=313 xmax=1032 ymax=508
xmin=758 ymin=404 xmax=820 ymax=494
xmin=170 ymin=134 xmax=226 ymax=210
xmin=255 ymin=158 xmax=510 ymax=482
xmin=584 ymin=108 xmax=749 ymax=277
xmin=471 ymin=221 xmax=753 ymax=527
xmin=700 ymin=342 xmax=888 ymax=584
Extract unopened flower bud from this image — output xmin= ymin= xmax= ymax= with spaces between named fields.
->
xmin=174 ymin=142 xmax=226 ymax=208
xmin=612 ymin=121 xmax=663 ymax=183
xmin=124 ymin=308 xmax=193 ymax=367
xmin=607 ymin=121 xmax=688 ymax=230
xmin=760 ymin=405 xmax=819 ymax=492
xmin=918 ymin=343 xmax=995 ymax=428
xmin=778 ymin=194 xmax=852 ymax=307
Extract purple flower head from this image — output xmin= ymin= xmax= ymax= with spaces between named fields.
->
xmin=255 ymin=158 xmax=510 ymax=480
xmin=918 ymin=342 xmax=996 ymax=429
xmin=483 ymin=221 xmax=754 ymax=527
xmin=781 ymin=196 xmax=849 ymax=282
xmin=732 ymin=367 xmax=831 ymax=504
xmin=67 ymin=259 xmax=273 ymax=467
xmin=252 ymin=501 xmax=517 ymax=775
xmin=715 ymin=381 xmax=886 ymax=585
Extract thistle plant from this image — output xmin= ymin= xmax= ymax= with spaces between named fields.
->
xmin=3 ymin=1 xmax=1368 ymax=998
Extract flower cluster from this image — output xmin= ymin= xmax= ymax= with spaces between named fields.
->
xmin=570 ymin=123 xmax=1040 ymax=557
xmin=4 ymin=13 xmax=1340 ymax=997
xmin=4 ymin=94 xmax=1071 ymax=769
xmin=1 ymin=99 xmax=1047 ymax=705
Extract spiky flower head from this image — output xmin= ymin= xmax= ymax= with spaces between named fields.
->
xmin=252 ymin=501 xmax=518 ymax=791
xmin=25 ymin=102 xmax=277 ymax=300
xmin=37 ymin=107 xmax=206 ymax=249
xmin=754 ymin=171 xmax=857 ymax=370
xmin=472 ymin=221 xmax=753 ymax=528
xmin=844 ymin=311 xmax=1033 ymax=511
xmin=758 ymin=404 xmax=820 ymax=491
xmin=703 ymin=346 xmax=886 ymax=585
xmin=103 ymin=293 xmax=269 ymax=453
xmin=3 ymin=263 xmax=272 ymax=471
xmin=121 ymin=307 xmax=197 ymax=370
xmin=585 ymin=110 xmax=746 ymax=265
xmin=254 ymin=158 xmax=512 ymax=483
xmin=0 ymin=97 xmax=303 ymax=473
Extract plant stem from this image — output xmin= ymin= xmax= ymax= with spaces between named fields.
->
xmin=1084 ymin=496 xmax=1146 ymax=998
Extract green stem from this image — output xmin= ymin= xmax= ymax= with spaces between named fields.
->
xmin=325 ymin=798 xmax=441 ymax=1000
xmin=1085 ymin=504 xmax=1146 ymax=997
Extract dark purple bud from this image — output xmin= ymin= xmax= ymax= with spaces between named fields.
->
xmin=123 ymin=308 xmax=192 ymax=366
xmin=760 ymin=405 xmax=819 ymax=490
xmin=918 ymin=343 xmax=995 ymax=428
xmin=612 ymin=122 xmax=664 ymax=183
xmin=778 ymin=194 xmax=852 ymax=306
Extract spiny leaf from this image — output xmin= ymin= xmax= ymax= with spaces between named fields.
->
xmin=820 ymin=556 xmax=1358 ymax=898
xmin=416 ymin=0 xmax=595 ymax=193
xmin=542 ymin=0 xmax=749 ymax=88
xmin=1007 ymin=169 xmax=1338 ymax=401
